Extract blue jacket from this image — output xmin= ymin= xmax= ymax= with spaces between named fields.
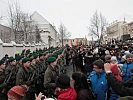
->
xmin=117 ymin=58 xmax=121 ymax=64
xmin=88 ymin=71 xmax=107 ymax=100
xmin=122 ymin=62 xmax=133 ymax=82
xmin=109 ymin=87 xmax=119 ymax=100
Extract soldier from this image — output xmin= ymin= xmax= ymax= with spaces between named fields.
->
xmin=5 ymin=57 xmax=16 ymax=75
xmin=0 ymin=60 xmax=6 ymax=82
xmin=44 ymin=56 xmax=58 ymax=96
xmin=15 ymin=55 xmax=23 ymax=69
xmin=29 ymin=57 xmax=36 ymax=71
xmin=16 ymin=57 xmax=31 ymax=85
xmin=0 ymin=60 xmax=7 ymax=100
xmin=63 ymin=44 xmax=72 ymax=66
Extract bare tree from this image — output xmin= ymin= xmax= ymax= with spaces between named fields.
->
xmin=89 ymin=11 xmax=107 ymax=44
xmin=59 ymin=23 xmax=71 ymax=47
xmin=35 ymin=25 xmax=42 ymax=43
xmin=0 ymin=16 xmax=2 ymax=20
xmin=8 ymin=1 xmax=33 ymax=43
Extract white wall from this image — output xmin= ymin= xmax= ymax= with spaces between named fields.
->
xmin=0 ymin=40 xmax=46 ymax=59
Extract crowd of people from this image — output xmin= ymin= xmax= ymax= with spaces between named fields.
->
xmin=0 ymin=42 xmax=133 ymax=100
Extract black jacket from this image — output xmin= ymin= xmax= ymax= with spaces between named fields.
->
xmin=106 ymin=73 xmax=133 ymax=97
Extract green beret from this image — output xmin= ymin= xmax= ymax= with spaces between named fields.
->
xmin=0 ymin=60 xmax=4 ymax=65
xmin=33 ymin=53 xmax=38 ymax=59
xmin=22 ymin=58 xmax=30 ymax=63
xmin=47 ymin=57 xmax=56 ymax=63
xmin=29 ymin=53 xmax=33 ymax=58
xmin=51 ymin=53 xmax=58 ymax=58
xmin=39 ymin=53 xmax=44 ymax=58
xmin=15 ymin=55 xmax=23 ymax=61
xmin=8 ymin=57 xmax=15 ymax=62
xmin=56 ymin=52 xmax=61 ymax=55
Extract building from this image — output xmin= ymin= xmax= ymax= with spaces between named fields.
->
xmin=0 ymin=24 xmax=12 ymax=43
xmin=63 ymin=37 xmax=88 ymax=46
xmin=31 ymin=11 xmax=59 ymax=47
xmin=122 ymin=21 xmax=133 ymax=40
xmin=107 ymin=21 xmax=125 ymax=42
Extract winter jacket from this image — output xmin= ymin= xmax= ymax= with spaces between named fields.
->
xmin=122 ymin=62 xmax=133 ymax=82
xmin=88 ymin=71 xmax=107 ymax=100
xmin=57 ymin=87 xmax=77 ymax=100
xmin=109 ymin=65 xmax=122 ymax=100
xmin=106 ymin=73 xmax=133 ymax=97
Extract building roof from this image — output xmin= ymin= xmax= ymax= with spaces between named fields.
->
xmin=0 ymin=24 xmax=11 ymax=29
xmin=31 ymin=11 xmax=50 ymax=25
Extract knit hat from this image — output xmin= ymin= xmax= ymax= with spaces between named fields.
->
xmin=0 ymin=60 xmax=4 ymax=65
xmin=47 ymin=57 xmax=56 ymax=63
xmin=8 ymin=57 xmax=15 ymax=62
xmin=7 ymin=85 xmax=28 ymax=100
xmin=22 ymin=58 xmax=30 ymax=63
xmin=111 ymin=56 xmax=117 ymax=61
xmin=126 ymin=53 xmax=133 ymax=58
xmin=56 ymin=74 xmax=70 ymax=89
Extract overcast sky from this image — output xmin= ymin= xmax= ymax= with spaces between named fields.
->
xmin=0 ymin=0 xmax=133 ymax=39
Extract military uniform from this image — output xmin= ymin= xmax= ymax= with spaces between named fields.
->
xmin=44 ymin=65 xmax=57 ymax=88
xmin=16 ymin=62 xmax=22 ymax=69
xmin=5 ymin=64 xmax=16 ymax=75
xmin=16 ymin=66 xmax=30 ymax=85
xmin=0 ymin=70 xmax=7 ymax=100
xmin=0 ymin=69 xmax=5 ymax=90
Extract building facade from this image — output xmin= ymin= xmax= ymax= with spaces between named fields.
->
xmin=122 ymin=21 xmax=133 ymax=39
xmin=0 ymin=24 xmax=12 ymax=43
xmin=107 ymin=21 xmax=125 ymax=42
xmin=63 ymin=38 xmax=87 ymax=46
xmin=31 ymin=12 xmax=59 ymax=47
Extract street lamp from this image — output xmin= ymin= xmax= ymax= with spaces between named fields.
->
xmin=48 ymin=35 xmax=51 ymax=53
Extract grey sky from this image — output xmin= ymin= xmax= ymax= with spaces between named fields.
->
xmin=0 ymin=0 xmax=133 ymax=39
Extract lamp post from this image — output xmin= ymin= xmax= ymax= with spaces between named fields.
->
xmin=48 ymin=35 xmax=51 ymax=53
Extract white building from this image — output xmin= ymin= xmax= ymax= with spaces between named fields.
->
xmin=31 ymin=11 xmax=60 ymax=47
xmin=122 ymin=21 xmax=133 ymax=39
xmin=107 ymin=21 xmax=125 ymax=42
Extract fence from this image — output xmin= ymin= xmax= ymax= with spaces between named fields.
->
xmin=0 ymin=39 xmax=48 ymax=59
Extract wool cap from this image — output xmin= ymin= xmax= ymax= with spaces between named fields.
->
xmin=111 ymin=56 xmax=117 ymax=61
xmin=8 ymin=85 xmax=28 ymax=99
xmin=126 ymin=53 xmax=133 ymax=58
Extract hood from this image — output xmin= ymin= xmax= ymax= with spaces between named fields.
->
xmin=57 ymin=87 xmax=77 ymax=100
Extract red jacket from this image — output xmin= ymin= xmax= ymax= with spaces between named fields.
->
xmin=111 ymin=65 xmax=122 ymax=81
xmin=57 ymin=87 xmax=77 ymax=100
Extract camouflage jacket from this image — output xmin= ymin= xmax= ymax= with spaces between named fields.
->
xmin=44 ymin=65 xmax=57 ymax=88
xmin=16 ymin=66 xmax=30 ymax=85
